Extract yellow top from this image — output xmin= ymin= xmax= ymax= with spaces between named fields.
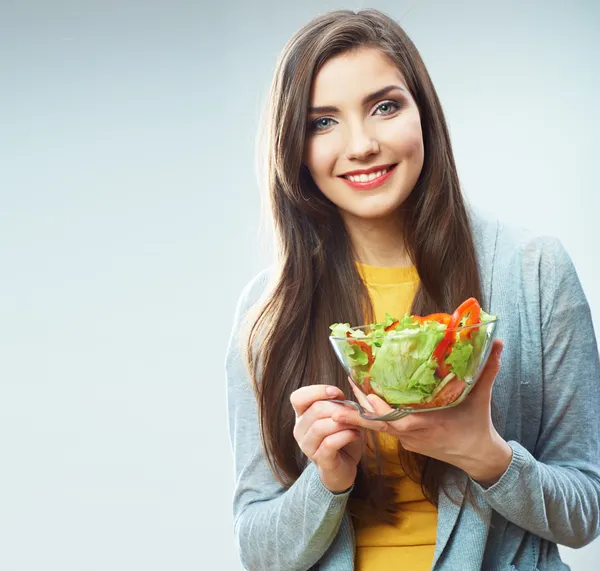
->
xmin=350 ymin=262 xmax=438 ymax=571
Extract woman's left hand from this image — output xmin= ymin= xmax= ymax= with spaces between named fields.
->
xmin=332 ymin=339 xmax=513 ymax=487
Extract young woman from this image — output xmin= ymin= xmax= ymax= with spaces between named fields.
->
xmin=225 ymin=9 xmax=600 ymax=570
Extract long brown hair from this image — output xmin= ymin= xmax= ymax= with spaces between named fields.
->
xmin=246 ymin=9 xmax=482 ymax=523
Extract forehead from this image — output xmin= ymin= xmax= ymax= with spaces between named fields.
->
xmin=309 ymin=47 xmax=407 ymax=105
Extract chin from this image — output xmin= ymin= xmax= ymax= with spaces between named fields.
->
xmin=339 ymin=192 xmax=411 ymax=222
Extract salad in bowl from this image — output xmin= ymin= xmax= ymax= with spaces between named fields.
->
xmin=329 ymin=298 xmax=498 ymax=412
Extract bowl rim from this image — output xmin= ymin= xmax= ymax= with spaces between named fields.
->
xmin=329 ymin=315 xmax=499 ymax=340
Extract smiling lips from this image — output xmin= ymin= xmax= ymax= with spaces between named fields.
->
xmin=339 ymin=164 xmax=398 ymax=190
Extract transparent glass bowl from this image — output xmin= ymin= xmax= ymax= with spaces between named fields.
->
xmin=329 ymin=318 xmax=499 ymax=413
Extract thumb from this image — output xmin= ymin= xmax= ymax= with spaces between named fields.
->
xmin=470 ymin=339 xmax=504 ymax=399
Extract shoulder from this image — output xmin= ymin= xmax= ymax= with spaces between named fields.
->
xmin=225 ymin=267 xmax=274 ymax=367
xmin=468 ymin=206 xmax=570 ymax=271
xmin=468 ymin=207 xmax=582 ymax=327
xmin=234 ymin=267 xmax=274 ymax=319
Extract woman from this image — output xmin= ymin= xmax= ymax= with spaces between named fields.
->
xmin=225 ymin=8 xmax=600 ymax=570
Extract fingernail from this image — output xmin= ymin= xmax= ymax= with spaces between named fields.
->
xmin=326 ymin=386 xmax=339 ymax=397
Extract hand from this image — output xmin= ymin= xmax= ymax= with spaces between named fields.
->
xmin=290 ymin=385 xmax=363 ymax=494
xmin=332 ymin=339 xmax=512 ymax=487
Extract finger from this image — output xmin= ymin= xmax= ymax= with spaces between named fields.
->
xmin=313 ymin=429 xmax=362 ymax=470
xmin=295 ymin=400 xmax=355 ymax=440
xmin=348 ymin=377 xmax=375 ymax=412
xmin=332 ymin=403 xmax=428 ymax=435
xmin=330 ymin=407 xmax=389 ymax=433
xmin=333 ymin=391 xmax=419 ymax=432
xmin=365 ymin=394 xmax=430 ymax=432
xmin=301 ymin=418 xmax=361 ymax=458
xmin=290 ymin=385 xmax=344 ymax=417
xmin=366 ymin=393 xmax=394 ymax=415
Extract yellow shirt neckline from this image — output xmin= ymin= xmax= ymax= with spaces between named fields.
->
xmin=355 ymin=261 xmax=419 ymax=285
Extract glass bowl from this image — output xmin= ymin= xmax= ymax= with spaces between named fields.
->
xmin=329 ymin=317 xmax=499 ymax=413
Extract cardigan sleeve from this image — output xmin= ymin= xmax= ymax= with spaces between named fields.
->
xmin=471 ymin=237 xmax=600 ymax=548
xmin=225 ymin=272 xmax=351 ymax=570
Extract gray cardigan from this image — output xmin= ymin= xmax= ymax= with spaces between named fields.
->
xmin=225 ymin=211 xmax=600 ymax=570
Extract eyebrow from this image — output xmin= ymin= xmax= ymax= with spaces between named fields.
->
xmin=308 ymin=84 xmax=407 ymax=115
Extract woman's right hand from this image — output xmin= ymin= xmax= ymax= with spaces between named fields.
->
xmin=290 ymin=385 xmax=363 ymax=494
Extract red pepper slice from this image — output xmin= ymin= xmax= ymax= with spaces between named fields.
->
xmin=432 ymin=339 xmax=453 ymax=378
xmin=414 ymin=313 xmax=452 ymax=326
xmin=384 ymin=320 xmax=399 ymax=332
xmin=346 ymin=331 xmax=374 ymax=367
xmin=432 ymin=298 xmax=482 ymax=377
xmin=455 ymin=298 xmax=482 ymax=340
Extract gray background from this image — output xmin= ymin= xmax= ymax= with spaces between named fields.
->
xmin=1 ymin=0 xmax=598 ymax=569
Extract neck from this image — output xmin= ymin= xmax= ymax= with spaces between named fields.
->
xmin=341 ymin=210 xmax=412 ymax=268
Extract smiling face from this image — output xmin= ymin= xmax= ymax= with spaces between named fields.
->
xmin=303 ymin=47 xmax=425 ymax=226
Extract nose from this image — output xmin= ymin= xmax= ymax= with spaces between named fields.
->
xmin=345 ymin=124 xmax=380 ymax=161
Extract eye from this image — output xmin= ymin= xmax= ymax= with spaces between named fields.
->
xmin=309 ymin=117 xmax=337 ymax=132
xmin=374 ymin=100 xmax=401 ymax=116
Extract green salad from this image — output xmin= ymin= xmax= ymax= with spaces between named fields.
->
xmin=329 ymin=298 xmax=496 ymax=407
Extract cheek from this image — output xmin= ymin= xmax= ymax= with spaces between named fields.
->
xmin=304 ymin=136 xmax=338 ymax=178
xmin=389 ymin=115 xmax=424 ymax=161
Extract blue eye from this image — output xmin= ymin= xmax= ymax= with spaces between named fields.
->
xmin=310 ymin=117 xmax=337 ymax=131
xmin=374 ymin=101 xmax=400 ymax=115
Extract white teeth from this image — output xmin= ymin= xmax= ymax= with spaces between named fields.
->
xmin=345 ymin=167 xmax=390 ymax=183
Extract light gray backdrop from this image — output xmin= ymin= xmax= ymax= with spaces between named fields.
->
xmin=1 ymin=1 xmax=598 ymax=570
